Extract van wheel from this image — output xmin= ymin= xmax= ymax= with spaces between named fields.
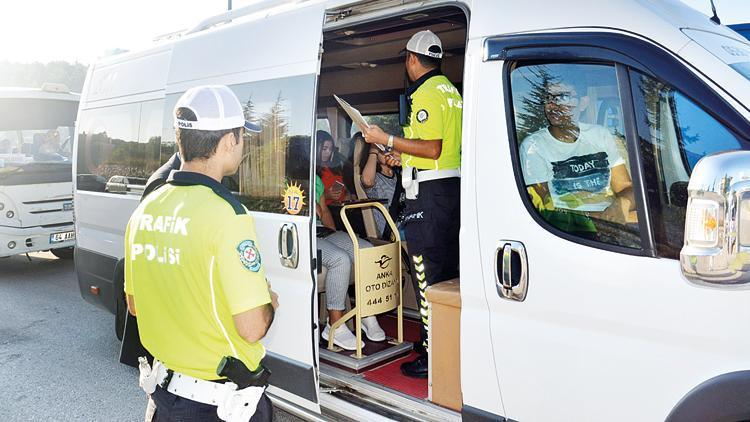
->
xmin=51 ymin=247 xmax=74 ymax=260
xmin=115 ymin=288 xmax=127 ymax=341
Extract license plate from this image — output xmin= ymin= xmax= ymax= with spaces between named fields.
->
xmin=63 ymin=202 xmax=74 ymax=211
xmin=50 ymin=231 xmax=75 ymax=244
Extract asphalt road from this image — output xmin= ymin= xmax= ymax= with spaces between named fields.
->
xmin=0 ymin=251 xmax=301 ymax=421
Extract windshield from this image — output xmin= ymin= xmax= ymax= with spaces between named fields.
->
xmin=0 ymin=127 xmax=74 ymax=185
xmin=0 ymin=96 xmax=77 ymax=185
xmin=683 ymin=29 xmax=750 ymax=82
xmin=0 ymin=126 xmax=74 ymax=164
xmin=0 ymin=126 xmax=74 ymax=184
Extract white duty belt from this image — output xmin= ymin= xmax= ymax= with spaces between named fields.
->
xmin=415 ymin=168 xmax=460 ymax=183
xmin=403 ymin=166 xmax=460 ymax=200
xmin=138 ymin=358 xmax=264 ymax=422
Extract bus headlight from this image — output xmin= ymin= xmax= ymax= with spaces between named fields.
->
xmin=6 ymin=210 xmax=14 ymax=219
xmin=0 ymin=202 xmax=4 ymax=211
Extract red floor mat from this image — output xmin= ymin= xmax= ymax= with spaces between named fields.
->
xmin=377 ymin=314 xmax=421 ymax=343
xmin=363 ymin=351 xmax=428 ymax=399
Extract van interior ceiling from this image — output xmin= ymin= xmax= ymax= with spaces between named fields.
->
xmin=318 ymin=6 xmax=467 ymax=119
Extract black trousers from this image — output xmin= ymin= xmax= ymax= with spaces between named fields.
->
xmin=402 ymin=177 xmax=460 ymax=355
xmin=150 ymin=386 xmax=272 ymax=422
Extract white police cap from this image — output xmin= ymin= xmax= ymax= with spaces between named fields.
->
xmin=405 ymin=30 xmax=443 ymax=59
xmin=174 ymin=85 xmax=261 ymax=132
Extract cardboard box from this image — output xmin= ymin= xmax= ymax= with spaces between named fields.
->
xmin=426 ymin=278 xmax=462 ymax=411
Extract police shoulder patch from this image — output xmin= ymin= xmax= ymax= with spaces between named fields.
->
xmin=416 ymin=109 xmax=429 ymax=123
xmin=237 ymin=239 xmax=261 ymax=272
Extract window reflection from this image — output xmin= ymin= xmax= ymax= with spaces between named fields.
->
xmin=76 ymin=100 xmax=163 ymax=194
xmin=632 ymin=71 xmax=748 ymax=257
xmin=162 ymin=76 xmax=315 ymax=214
xmin=511 ymin=63 xmax=641 ymax=249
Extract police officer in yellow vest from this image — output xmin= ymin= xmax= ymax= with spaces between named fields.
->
xmin=124 ymin=85 xmax=278 ymax=421
xmin=362 ymin=30 xmax=462 ymax=379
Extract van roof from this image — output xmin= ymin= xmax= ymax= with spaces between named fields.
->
xmin=96 ymin=0 xmax=743 ymax=65
xmin=84 ymin=0 xmax=748 ymax=104
xmin=470 ymin=0 xmax=743 ymax=41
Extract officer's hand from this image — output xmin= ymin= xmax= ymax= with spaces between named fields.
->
xmin=362 ymin=125 xmax=388 ymax=145
xmin=384 ymin=150 xmax=402 ymax=167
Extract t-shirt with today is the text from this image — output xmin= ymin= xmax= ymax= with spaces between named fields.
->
xmin=519 ymin=123 xmax=625 ymax=212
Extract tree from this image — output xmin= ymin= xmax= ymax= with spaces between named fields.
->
xmin=515 ymin=66 xmax=559 ymax=142
xmin=364 ymin=114 xmax=403 ymax=137
xmin=0 ymin=61 xmax=88 ymax=92
xmin=240 ymin=91 xmax=290 ymax=205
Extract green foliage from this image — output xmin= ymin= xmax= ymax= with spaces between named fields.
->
xmin=364 ymin=114 xmax=403 ymax=137
xmin=0 ymin=61 xmax=88 ymax=92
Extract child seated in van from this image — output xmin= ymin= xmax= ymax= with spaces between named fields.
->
xmin=316 ymin=174 xmax=386 ymax=350
xmin=355 ymin=132 xmax=399 ymax=237
xmin=317 ymin=130 xmax=351 ymax=206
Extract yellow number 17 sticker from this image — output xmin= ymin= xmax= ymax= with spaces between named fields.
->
xmin=282 ymin=182 xmax=306 ymax=215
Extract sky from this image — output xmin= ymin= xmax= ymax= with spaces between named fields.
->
xmin=0 ymin=0 xmax=748 ymax=64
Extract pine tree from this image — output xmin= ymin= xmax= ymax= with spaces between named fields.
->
xmin=266 ymin=92 xmax=289 ymax=199
xmin=515 ymin=66 xmax=560 ymax=142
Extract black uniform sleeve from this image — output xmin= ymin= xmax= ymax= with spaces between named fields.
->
xmin=141 ymin=153 xmax=182 ymax=201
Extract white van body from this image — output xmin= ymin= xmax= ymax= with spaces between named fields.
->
xmin=0 ymin=87 xmax=78 ymax=258
xmin=73 ymin=0 xmax=750 ymax=420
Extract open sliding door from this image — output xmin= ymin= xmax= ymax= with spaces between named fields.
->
xmin=166 ymin=2 xmax=326 ymax=412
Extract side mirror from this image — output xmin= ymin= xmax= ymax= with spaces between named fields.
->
xmin=680 ymin=150 xmax=750 ymax=287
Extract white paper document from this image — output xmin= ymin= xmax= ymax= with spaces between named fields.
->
xmin=334 ymin=94 xmax=369 ymax=129
xmin=333 ymin=95 xmax=385 ymax=151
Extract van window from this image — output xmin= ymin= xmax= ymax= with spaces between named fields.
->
xmin=351 ymin=114 xmax=403 ymax=138
xmin=76 ymin=100 xmax=164 ymax=194
xmin=163 ymin=75 xmax=315 ymax=214
xmin=509 ymin=63 xmax=642 ymax=249
xmin=316 ymin=118 xmax=331 ymax=133
xmin=630 ymin=70 xmax=749 ymax=258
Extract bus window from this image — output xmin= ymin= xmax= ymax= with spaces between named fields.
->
xmin=0 ymin=96 xmax=78 ymax=185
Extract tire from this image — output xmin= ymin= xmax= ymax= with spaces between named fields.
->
xmin=51 ymin=247 xmax=74 ymax=260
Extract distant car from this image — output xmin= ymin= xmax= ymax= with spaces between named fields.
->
xmin=105 ymin=175 xmax=146 ymax=195
xmin=729 ymin=23 xmax=750 ymax=41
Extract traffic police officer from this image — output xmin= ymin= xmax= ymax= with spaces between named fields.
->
xmin=362 ymin=30 xmax=462 ymax=379
xmin=124 ymin=85 xmax=278 ymax=421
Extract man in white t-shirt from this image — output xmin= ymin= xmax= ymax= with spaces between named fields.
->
xmin=519 ymin=81 xmax=636 ymax=225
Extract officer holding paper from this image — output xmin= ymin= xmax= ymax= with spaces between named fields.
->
xmin=362 ymin=30 xmax=462 ymax=379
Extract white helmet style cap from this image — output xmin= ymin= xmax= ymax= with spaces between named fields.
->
xmin=405 ymin=30 xmax=443 ymax=59
xmin=174 ymin=85 xmax=261 ymax=132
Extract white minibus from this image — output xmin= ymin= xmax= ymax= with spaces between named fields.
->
xmin=73 ymin=1 xmax=750 ymax=420
xmin=0 ymin=84 xmax=79 ymax=259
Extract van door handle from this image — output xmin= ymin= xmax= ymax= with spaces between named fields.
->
xmin=494 ymin=240 xmax=528 ymax=302
xmin=278 ymin=223 xmax=299 ymax=269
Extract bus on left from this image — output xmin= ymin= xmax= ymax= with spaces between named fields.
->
xmin=0 ymin=83 xmax=80 ymax=259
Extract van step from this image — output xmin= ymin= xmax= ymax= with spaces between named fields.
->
xmin=320 ymin=339 xmax=412 ymax=372
xmin=320 ymin=364 xmax=461 ymax=422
